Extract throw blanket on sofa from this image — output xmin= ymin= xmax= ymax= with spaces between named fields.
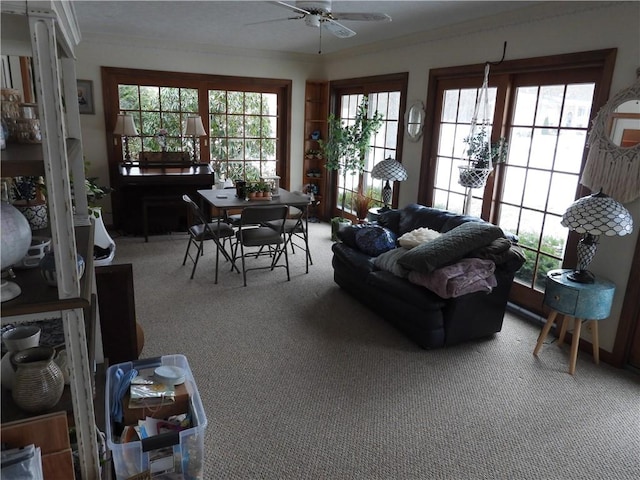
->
xmin=408 ymin=258 xmax=497 ymax=298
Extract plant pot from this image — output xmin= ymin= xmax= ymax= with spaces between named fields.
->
xmin=458 ymin=166 xmax=491 ymax=188
xmin=14 ymin=201 xmax=48 ymax=231
xmin=331 ymin=217 xmax=352 ymax=242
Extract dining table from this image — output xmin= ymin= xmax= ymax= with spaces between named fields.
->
xmin=197 ymin=186 xmax=312 ymax=273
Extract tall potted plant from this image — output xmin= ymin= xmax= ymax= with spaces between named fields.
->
xmin=319 ymin=97 xmax=383 ymax=239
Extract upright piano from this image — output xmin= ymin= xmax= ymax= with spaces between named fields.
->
xmin=114 ymin=152 xmax=214 ymax=237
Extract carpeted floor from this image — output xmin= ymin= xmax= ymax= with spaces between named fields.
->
xmin=111 ymin=222 xmax=640 ymax=479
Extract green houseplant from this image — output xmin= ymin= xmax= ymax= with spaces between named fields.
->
xmin=459 ymin=128 xmax=508 ymax=188
xmin=319 ymin=97 xmax=383 ymax=239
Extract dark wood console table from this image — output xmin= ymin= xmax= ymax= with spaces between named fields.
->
xmin=114 ymin=161 xmax=214 ymax=236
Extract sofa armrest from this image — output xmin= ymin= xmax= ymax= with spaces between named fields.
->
xmin=332 ymin=243 xmax=376 ymax=278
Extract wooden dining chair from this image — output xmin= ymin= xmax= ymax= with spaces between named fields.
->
xmin=181 ymin=194 xmax=237 ymax=283
xmin=233 ymin=205 xmax=290 ymax=286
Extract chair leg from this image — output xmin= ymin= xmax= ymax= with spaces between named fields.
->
xmin=214 ymin=239 xmax=220 ymax=284
xmin=182 ymin=236 xmax=193 ymax=266
xmin=190 ymin=240 xmax=204 ymax=279
xmin=240 ymin=242 xmax=247 ymax=286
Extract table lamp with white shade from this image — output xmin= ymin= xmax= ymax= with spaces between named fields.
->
xmin=113 ymin=113 xmax=138 ymax=165
xmin=561 ymin=189 xmax=633 ymax=283
xmin=371 ymin=157 xmax=408 ymax=210
xmin=184 ymin=115 xmax=207 ymax=162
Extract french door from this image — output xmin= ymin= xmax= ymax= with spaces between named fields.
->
xmin=329 ymin=74 xmax=408 ymax=220
xmin=421 ymin=50 xmax=616 ymax=314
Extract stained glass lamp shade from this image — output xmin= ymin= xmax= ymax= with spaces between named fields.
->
xmin=561 ymin=190 xmax=633 ymax=283
xmin=371 ymin=157 xmax=408 ymax=209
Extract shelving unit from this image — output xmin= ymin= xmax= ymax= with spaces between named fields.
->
xmin=1 ymin=2 xmax=100 ymax=478
xmin=303 ymin=81 xmax=329 ymax=221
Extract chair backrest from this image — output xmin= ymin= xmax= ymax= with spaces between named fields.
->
xmin=182 ymin=194 xmax=208 ymax=226
xmin=241 ymin=205 xmax=288 ymax=231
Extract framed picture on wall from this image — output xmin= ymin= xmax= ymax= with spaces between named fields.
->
xmin=77 ymin=79 xmax=94 ymax=114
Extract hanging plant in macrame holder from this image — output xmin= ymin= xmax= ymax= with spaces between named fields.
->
xmin=459 ymin=63 xmax=493 ymax=189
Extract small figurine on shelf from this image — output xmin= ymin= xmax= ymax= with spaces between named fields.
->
xmin=156 ymin=128 xmax=168 ymax=152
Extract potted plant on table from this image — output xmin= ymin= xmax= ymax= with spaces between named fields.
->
xmin=319 ymin=96 xmax=383 ymax=240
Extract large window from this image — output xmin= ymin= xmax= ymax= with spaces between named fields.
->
xmin=101 ymin=67 xmax=291 ymax=186
xmin=329 ymin=74 xmax=408 ymax=219
xmin=420 ymin=50 xmax=616 ymax=313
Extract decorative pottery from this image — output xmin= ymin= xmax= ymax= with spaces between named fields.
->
xmin=1 ymin=202 xmax=32 ymax=302
xmin=92 ymin=207 xmax=116 ymax=266
xmin=1 ymin=325 xmax=41 ymax=390
xmin=15 ymin=236 xmax=51 ymax=269
xmin=11 ymin=346 xmax=64 ymax=412
xmin=39 ymin=251 xmax=85 ymax=287
xmin=14 ymin=202 xmax=48 ymax=230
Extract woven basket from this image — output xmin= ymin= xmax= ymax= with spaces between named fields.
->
xmin=458 ymin=166 xmax=491 ymax=188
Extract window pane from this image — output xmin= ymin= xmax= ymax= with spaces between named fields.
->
xmin=140 ymin=86 xmax=159 ymax=110
xmin=522 ymin=169 xmax=551 ymax=210
xmin=535 ymin=85 xmax=565 ymax=128
xmin=529 ymin=128 xmax=557 ymax=170
xmin=556 ymin=129 xmax=586 ymax=174
xmin=547 ymin=172 xmax=579 ymax=215
xmin=160 ymin=87 xmax=180 ymax=111
xmin=508 ymin=128 xmax=531 ymax=166
xmin=502 ymin=165 xmax=526 ymax=205
xmin=513 ymin=86 xmax=538 ymax=125
xmin=562 ymin=84 xmax=595 ymax=128
xmin=458 ymin=89 xmax=477 ymax=123
xmin=119 ymin=85 xmax=139 ymax=110
xmin=442 ymin=90 xmax=459 ymax=122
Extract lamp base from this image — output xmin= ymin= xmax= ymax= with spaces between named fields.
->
xmin=1 ymin=279 xmax=22 ymax=302
xmin=567 ymin=269 xmax=595 ymax=284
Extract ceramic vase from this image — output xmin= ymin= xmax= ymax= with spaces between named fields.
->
xmin=1 ymin=325 xmax=41 ymax=390
xmin=11 ymin=346 xmax=64 ymax=413
xmin=39 ymin=251 xmax=85 ymax=287
xmin=92 ymin=207 xmax=116 ymax=266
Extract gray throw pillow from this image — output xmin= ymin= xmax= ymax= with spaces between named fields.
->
xmin=397 ymin=221 xmax=504 ymax=274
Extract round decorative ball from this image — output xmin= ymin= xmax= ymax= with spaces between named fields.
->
xmin=1 ymin=202 xmax=32 ymax=271
xmin=39 ymin=251 xmax=85 ymax=287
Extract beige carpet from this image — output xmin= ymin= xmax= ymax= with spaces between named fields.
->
xmin=110 ymin=222 xmax=640 ymax=479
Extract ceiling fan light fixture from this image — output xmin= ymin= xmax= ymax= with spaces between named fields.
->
xmin=305 ymin=14 xmax=321 ymax=28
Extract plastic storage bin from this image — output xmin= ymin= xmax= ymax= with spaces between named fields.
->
xmin=105 ymin=354 xmax=207 ymax=479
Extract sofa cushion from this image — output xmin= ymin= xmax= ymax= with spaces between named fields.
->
xmin=366 ymin=270 xmax=446 ymax=312
xmin=398 ymin=204 xmax=456 ymax=235
xmin=398 ymin=227 xmax=441 ymax=249
xmin=355 ymin=225 xmax=397 ymax=257
xmin=373 ymin=247 xmax=411 ymax=278
xmin=398 ymin=221 xmax=504 ymax=274
xmin=336 ymin=223 xmax=370 ymax=249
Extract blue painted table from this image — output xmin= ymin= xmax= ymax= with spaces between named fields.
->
xmin=533 ymin=268 xmax=615 ymax=374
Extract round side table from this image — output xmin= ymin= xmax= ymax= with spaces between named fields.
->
xmin=533 ymin=268 xmax=615 ymax=375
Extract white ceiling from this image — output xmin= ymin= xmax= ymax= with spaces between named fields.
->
xmin=73 ymin=1 xmax=540 ymax=56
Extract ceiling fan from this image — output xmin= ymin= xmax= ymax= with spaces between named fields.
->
xmin=256 ymin=1 xmax=392 ymax=39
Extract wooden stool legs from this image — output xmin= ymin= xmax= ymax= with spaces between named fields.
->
xmin=534 ymin=310 xmax=600 ymax=375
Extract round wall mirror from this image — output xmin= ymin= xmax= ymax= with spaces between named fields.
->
xmin=405 ymin=100 xmax=425 ymax=142
xmin=581 ymin=77 xmax=640 ymax=203
xmin=607 ymin=99 xmax=640 ymax=147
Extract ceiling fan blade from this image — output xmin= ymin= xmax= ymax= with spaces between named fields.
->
xmin=272 ymin=1 xmax=311 ymax=16
xmin=322 ymin=19 xmax=356 ymax=38
xmin=246 ymin=15 xmax=302 ymax=26
xmin=331 ymin=12 xmax=392 ymax=22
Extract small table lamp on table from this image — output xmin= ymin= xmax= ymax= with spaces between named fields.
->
xmin=184 ymin=115 xmax=207 ymax=163
xmin=371 ymin=157 xmax=407 ymax=210
xmin=113 ymin=113 xmax=139 ymax=165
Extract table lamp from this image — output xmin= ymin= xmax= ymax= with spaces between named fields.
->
xmin=561 ymin=189 xmax=633 ymax=283
xmin=371 ymin=157 xmax=408 ymax=210
xmin=184 ymin=115 xmax=207 ymax=162
xmin=113 ymin=113 xmax=138 ymax=165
